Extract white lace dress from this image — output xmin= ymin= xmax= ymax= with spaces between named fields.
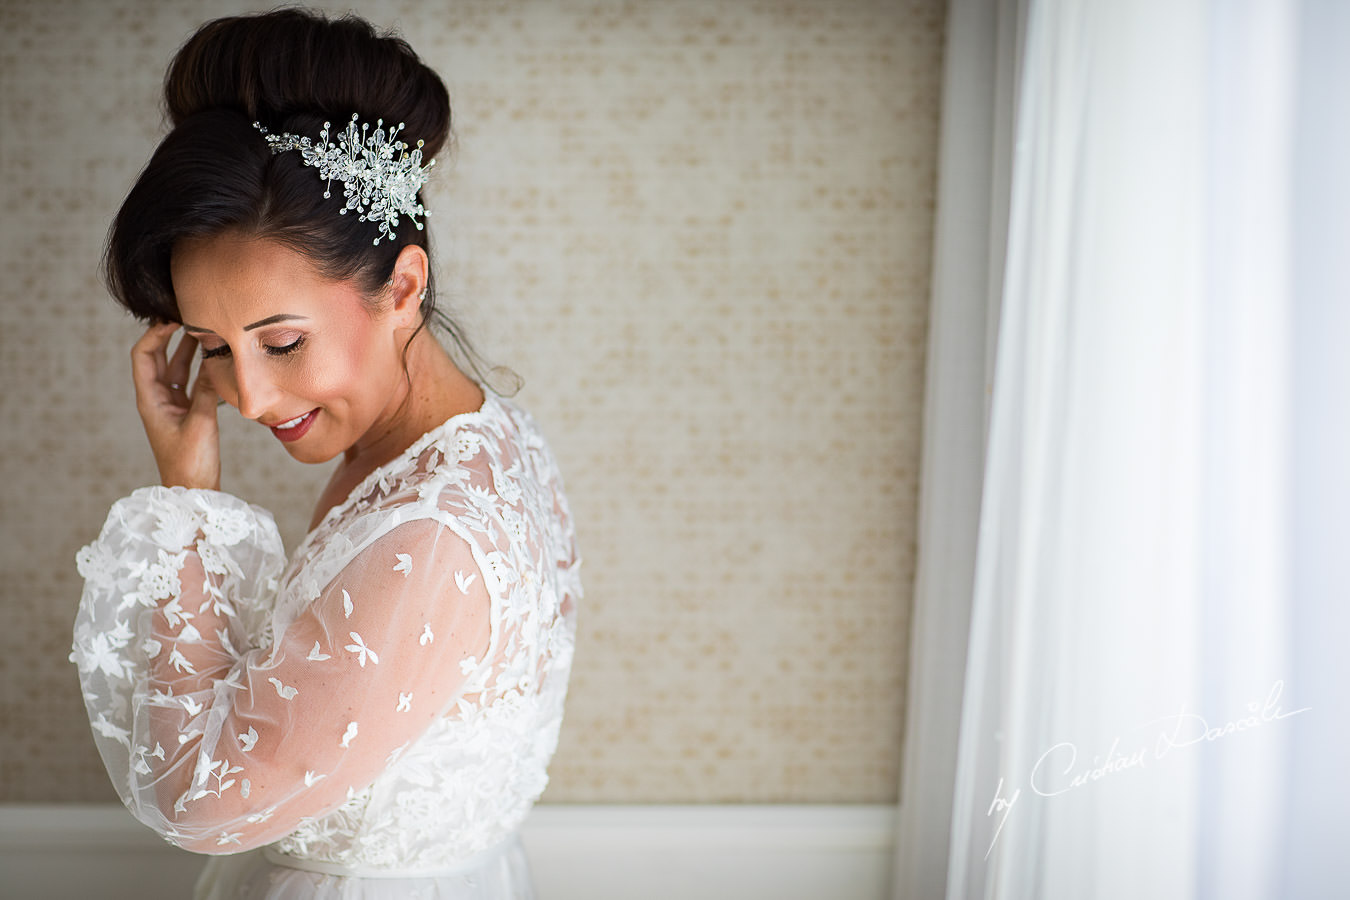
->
xmin=70 ymin=392 xmax=581 ymax=899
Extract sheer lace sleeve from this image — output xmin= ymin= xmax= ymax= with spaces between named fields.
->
xmin=71 ymin=486 xmax=492 ymax=854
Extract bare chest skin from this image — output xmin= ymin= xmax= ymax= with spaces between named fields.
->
xmin=309 ymin=463 xmax=370 ymax=532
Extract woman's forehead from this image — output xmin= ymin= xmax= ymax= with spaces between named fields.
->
xmin=171 ymin=233 xmax=361 ymax=327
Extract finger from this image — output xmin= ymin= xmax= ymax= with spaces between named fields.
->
xmin=166 ymin=333 xmax=198 ymax=393
xmin=187 ymin=367 xmax=220 ymax=419
xmin=130 ymin=320 xmax=180 ymax=357
xmin=131 ymin=322 xmax=180 ymax=402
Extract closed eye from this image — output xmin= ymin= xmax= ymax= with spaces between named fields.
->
xmin=265 ymin=336 xmax=306 ymax=357
xmin=200 ymin=337 xmax=305 ymax=359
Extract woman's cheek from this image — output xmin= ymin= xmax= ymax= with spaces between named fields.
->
xmin=298 ymin=341 xmax=373 ymax=406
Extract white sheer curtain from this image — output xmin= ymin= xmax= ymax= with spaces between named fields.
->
xmin=895 ymin=0 xmax=1347 ymax=898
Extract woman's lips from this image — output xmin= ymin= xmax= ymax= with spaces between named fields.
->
xmin=269 ymin=409 xmax=318 ymax=442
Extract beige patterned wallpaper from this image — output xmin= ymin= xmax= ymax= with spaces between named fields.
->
xmin=0 ymin=0 xmax=943 ymax=804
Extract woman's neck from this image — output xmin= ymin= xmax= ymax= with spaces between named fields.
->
xmin=342 ymin=328 xmax=485 ymax=474
xmin=308 ymin=329 xmax=485 ymax=532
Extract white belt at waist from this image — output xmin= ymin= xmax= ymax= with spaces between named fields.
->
xmin=261 ymin=831 xmax=519 ymax=879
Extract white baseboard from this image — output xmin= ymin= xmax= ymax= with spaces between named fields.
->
xmin=0 ymin=804 xmax=896 ymax=900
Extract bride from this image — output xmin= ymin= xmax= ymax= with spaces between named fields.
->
xmin=68 ymin=9 xmax=580 ymax=898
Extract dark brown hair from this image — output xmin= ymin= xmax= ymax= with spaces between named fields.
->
xmin=105 ymin=8 xmax=508 ymax=388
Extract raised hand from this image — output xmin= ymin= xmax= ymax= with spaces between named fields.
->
xmin=131 ymin=321 xmax=221 ymax=490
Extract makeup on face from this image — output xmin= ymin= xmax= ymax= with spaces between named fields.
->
xmin=268 ymin=408 xmax=320 ymax=442
xmin=184 ymin=314 xmax=311 ymax=360
xmin=170 ymin=232 xmax=410 ymax=464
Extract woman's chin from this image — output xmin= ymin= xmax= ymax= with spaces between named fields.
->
xmin=279 ymin=440 xmax=340 ymax=465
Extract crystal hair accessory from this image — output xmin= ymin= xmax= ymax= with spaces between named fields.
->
xmin=253 ymin=114 xmax=435 ymax=245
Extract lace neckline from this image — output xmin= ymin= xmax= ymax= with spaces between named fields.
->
xmin=296 ymin=390 xmax=501 ymax=551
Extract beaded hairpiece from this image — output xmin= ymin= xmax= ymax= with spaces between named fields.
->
xmin=253 ymin=114 xmax=435 ymax=245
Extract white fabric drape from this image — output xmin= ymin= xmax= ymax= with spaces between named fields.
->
xmin=890 ymin=1 xmax=1022 ymax=894
xmin=897 ymin=0 xmax=1346 ymax=897
xmin=1279 ymin=3 xmax=1350 ymax=894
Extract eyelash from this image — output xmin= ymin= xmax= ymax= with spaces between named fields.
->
xmin=201 ymin=337 xmax=306 ymax=360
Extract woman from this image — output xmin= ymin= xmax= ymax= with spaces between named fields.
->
xmin=68 ymin=9 xmax=580 ymax=899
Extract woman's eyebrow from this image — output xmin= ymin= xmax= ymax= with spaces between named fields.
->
xmin=243 ymin=314 xmax=308 ymax=331
xmin=181 ymin=314 xmax=309 ymax=335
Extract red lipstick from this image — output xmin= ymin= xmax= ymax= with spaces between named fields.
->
xmin=269 ymin=409 xmax=318 ymax=442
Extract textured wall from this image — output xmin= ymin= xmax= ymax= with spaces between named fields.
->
xmin=0 ymin=0 xmax=943 ymax=803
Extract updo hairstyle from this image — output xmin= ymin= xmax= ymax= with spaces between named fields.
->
xmin=104 ymin=8 xmax=502 ymax=386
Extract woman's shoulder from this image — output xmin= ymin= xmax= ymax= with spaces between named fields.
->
xmin=336 ymin=392 xmax=555 ymax=523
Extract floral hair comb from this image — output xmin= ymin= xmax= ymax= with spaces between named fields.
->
xmin=254 ymin=114 xmax=435 ymax=245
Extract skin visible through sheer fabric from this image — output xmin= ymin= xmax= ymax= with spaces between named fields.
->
xmin=73 ymin=394 xmax=581 ymax=889
xmin=144 ymin=517 xmax=493 ymax=851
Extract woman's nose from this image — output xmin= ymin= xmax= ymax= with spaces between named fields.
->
xmin=231 ymin=357 xmax=280 ymax=421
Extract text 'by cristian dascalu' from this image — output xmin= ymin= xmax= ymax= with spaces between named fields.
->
xmin=982 ymin=679 xmax=1309 ymax=860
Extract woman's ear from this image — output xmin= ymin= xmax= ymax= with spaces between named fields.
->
xmin=386 ymin=244 xmax=429 ymax=327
